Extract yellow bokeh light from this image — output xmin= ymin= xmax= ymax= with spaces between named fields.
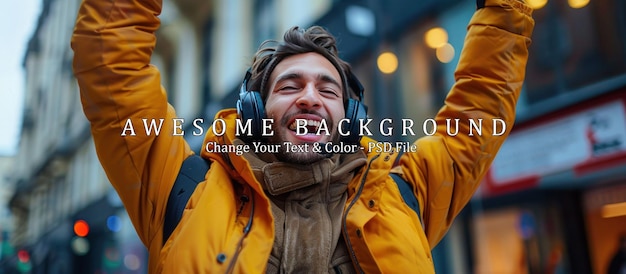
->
xmin=424 ymin=27 xmax=448 ymax=49
xmin=377 ymin=52 xmax=398 ymax=74
xmin=568 ymin=0 xmax=589 ymax=8
xmin=436 ymin=43 xmax=455 ymax=64
xmin=527 ymin=0 xmax=548 ymax=9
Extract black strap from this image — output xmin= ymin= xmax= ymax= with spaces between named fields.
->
xmin=390 ymin=151 xmax=422 ymax=223
xmin=163 ymin=155 xmax=211 ymax=244
xmin=390 ymin=173 xmax=422 ymax=222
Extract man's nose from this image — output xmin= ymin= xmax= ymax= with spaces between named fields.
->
xmin=295 ymin=84 xmax=321 ymax=109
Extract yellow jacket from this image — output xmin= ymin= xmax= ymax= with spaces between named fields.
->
xmin=71 ymin=0 xmax=533 ymax=272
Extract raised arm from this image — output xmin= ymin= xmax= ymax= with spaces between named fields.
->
xmin=398 ymin=0 xmax=534 ymax=246
xmin=71 ymin=0 xmax=192 ymax=248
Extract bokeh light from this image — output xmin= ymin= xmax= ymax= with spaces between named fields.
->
xmin=424 ymin=27 xmax=448 ymax=49
xmin=436 ymin=43 xmax=455 ymax=63
xmin=377 ymin=52 xmax=399 ymax=74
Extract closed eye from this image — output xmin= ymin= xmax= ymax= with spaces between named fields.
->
xmin=278 ymin=85 xmax=299 ymax=92
xmin=319 ymin=89 xmax=340 ymax=97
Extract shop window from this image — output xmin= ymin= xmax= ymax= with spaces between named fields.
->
xmin=525 ymin=0 xmax=626 ymax=104
xmin=583 ymin=184 xmax=626 ymax=274
xmin=470 ymin=206 xmax=569 ymax=274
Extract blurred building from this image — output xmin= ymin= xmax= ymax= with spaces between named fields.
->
xmin=0 ymin=156 xmax=17 ymax=270
xmin=5 ymin=0 xmax=150 ymax=272
xmin=466 ymin=1 xmax=626 ymax=274
xmin=5 ymin=0 xmax=626 ymax=273
xmin=0 ymin=156 xmax=15 ymax=232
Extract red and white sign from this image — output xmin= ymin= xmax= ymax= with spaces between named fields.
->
xmin=485 ymin=100 xmax=626 ymax=194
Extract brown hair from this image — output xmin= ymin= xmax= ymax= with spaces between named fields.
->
xmin=248 ymin=26 xmax=354 ymax=102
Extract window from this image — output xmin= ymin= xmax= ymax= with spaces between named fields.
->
xmin=254 ymin=0 xmax=277 ymax=46
xmin=525 ymin=0 xmax=626 ymax=104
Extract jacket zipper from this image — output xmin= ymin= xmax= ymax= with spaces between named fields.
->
xmin=342 ymin=154 xmax=379 ymax=273
xmin=225 ymin=186 xmax=256 ymax=273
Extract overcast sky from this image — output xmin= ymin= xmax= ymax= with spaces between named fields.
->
xmin=0 ymin=0 xmax=41 ymax=156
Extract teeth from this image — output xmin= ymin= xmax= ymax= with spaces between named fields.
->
xmin=289 ymin=119 xmax=321 ymax=131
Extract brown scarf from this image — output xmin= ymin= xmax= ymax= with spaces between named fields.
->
xmin=238 ymin=140 xmax=367 ymax=273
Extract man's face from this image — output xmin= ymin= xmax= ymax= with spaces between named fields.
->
xmin=264 ymin=52 xmax=345 ymax=164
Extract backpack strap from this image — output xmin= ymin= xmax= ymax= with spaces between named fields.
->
xmin=390 ymin=151 xmax=422 ymax=224
xmin=163 ymin=155 xmax=211 ymax=244
xmin=390 ymin=173 xmax=422 ymax=222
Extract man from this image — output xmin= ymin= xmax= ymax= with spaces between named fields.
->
xmin=71 ymin=0 xmax=534 ymax=272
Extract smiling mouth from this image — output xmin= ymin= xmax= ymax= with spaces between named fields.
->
xmin=288 ymin=119 xmax=321 ymax=133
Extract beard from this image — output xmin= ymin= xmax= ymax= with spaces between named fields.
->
xmin=266 ymin=110 xmax=340 ymax=165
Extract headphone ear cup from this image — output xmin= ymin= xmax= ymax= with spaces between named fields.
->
xmin=341 ymin=98 xmax=368 ymax=145
xmin=236 ymin=90 xmax=266 ymax=141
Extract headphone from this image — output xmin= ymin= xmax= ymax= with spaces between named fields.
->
xmin=236 ymin=69 xmax=367 ymax=145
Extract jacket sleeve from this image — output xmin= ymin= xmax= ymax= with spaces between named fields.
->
xmin=398 ymin=0 xmax=534 ymax=247
xmin=71 ymin=0 xmax=192 ymax=248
